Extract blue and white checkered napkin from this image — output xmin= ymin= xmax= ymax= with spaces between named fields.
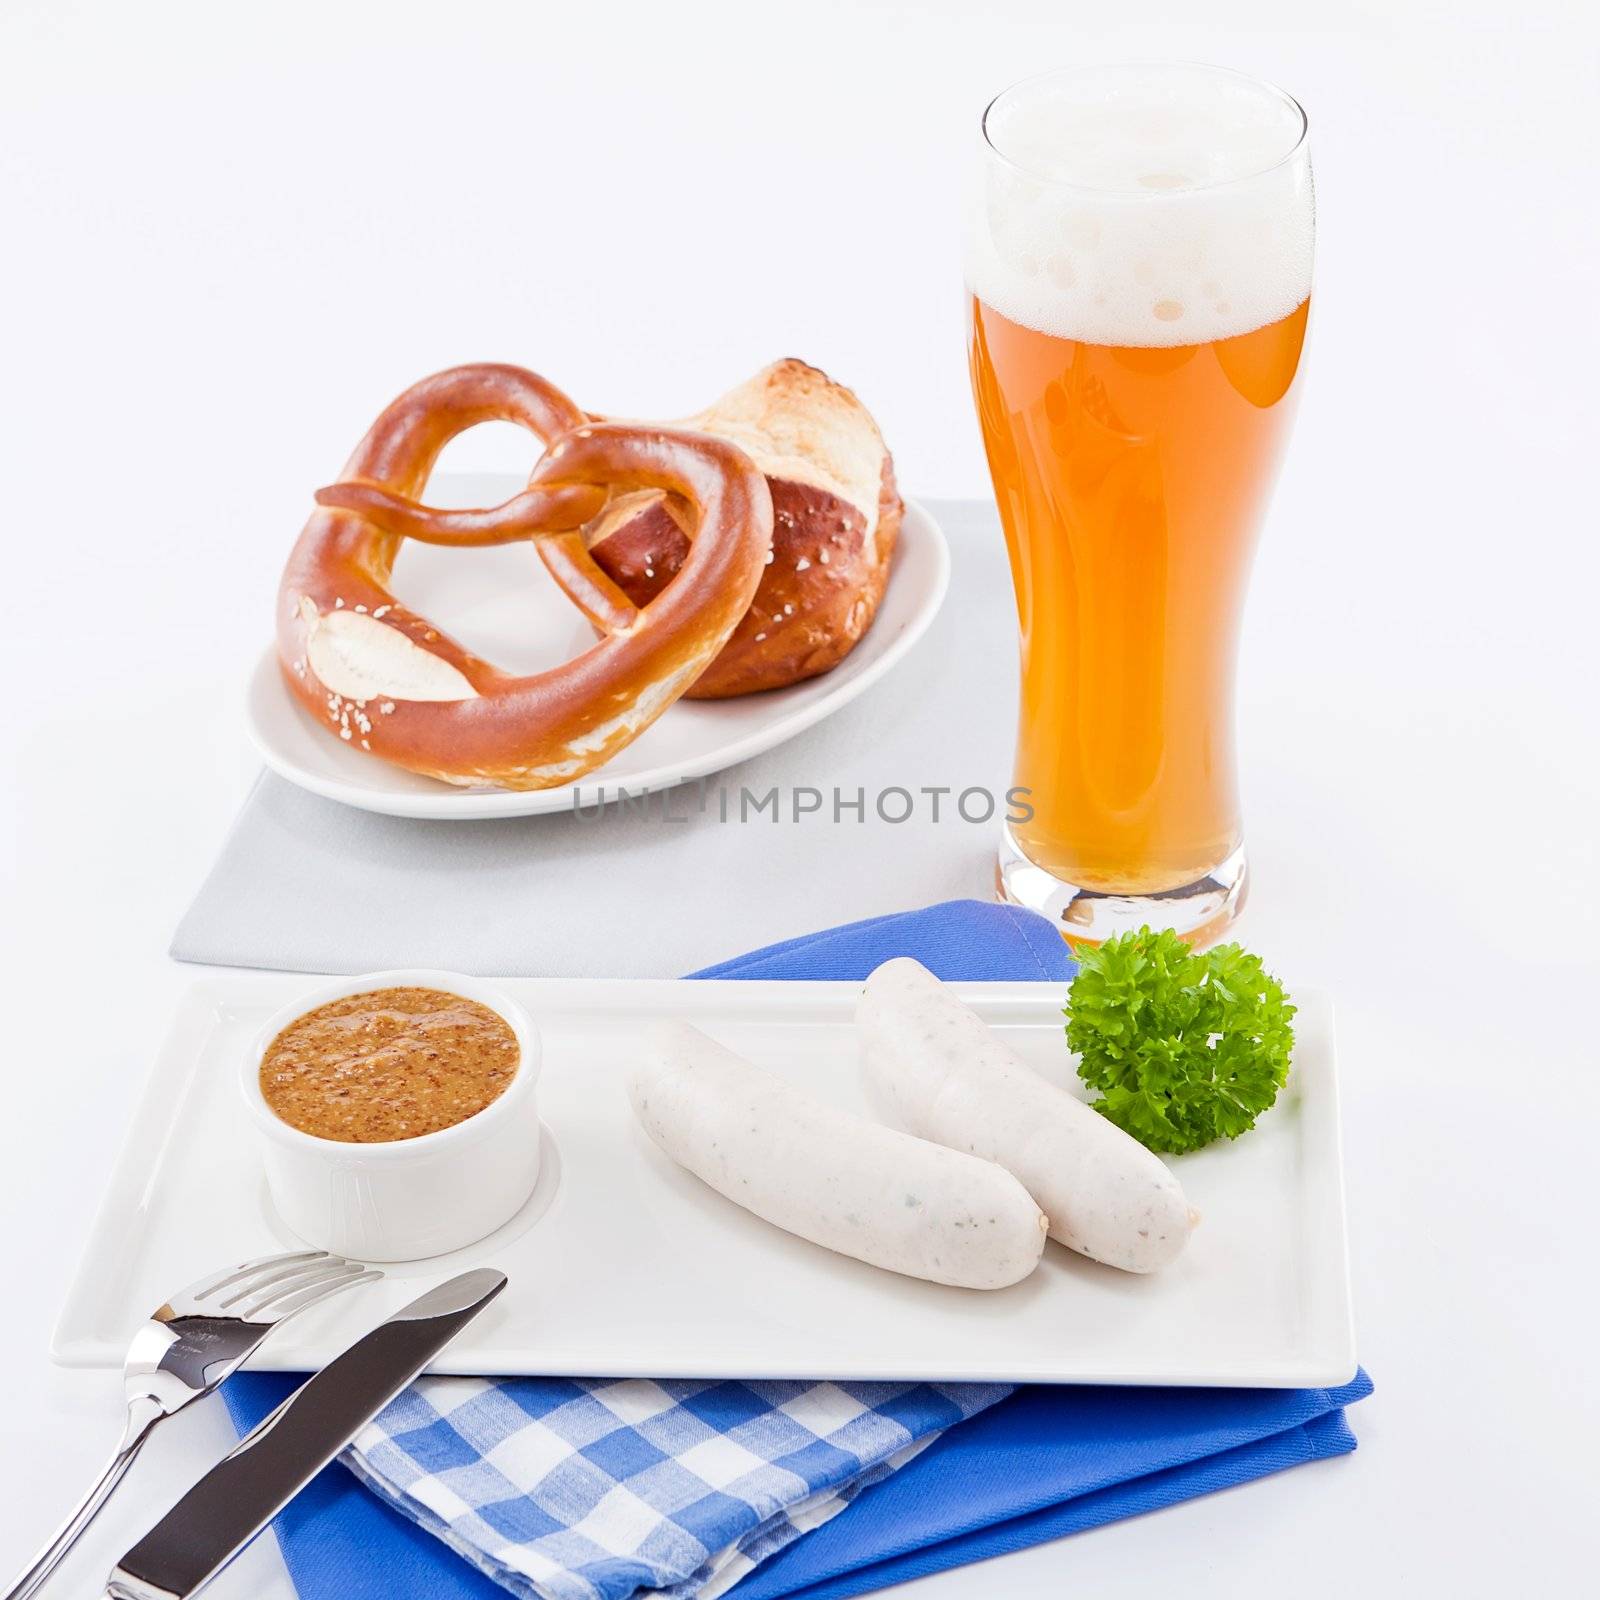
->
xmin=342 ymin=1375 xmax=1011 ymax=1600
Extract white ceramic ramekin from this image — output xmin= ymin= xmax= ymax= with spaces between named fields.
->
xmin=242 ymin=969 xmax=541 ymax=1261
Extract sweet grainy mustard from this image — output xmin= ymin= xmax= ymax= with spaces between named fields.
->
xmin=260 ymin=987 xmax=517 ymax=1143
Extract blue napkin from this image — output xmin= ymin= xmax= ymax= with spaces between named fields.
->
xmin=226 ymin=899 xmax=1370 ymax=1600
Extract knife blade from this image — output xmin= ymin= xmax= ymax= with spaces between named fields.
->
xmin=103 ymin=1266 xmax=507 ymax=1600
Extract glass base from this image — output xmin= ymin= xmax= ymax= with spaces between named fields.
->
xmin=995 ymin=823 xmax=1249 ymax=950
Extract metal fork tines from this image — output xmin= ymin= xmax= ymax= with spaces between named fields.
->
xmin=7 ymin=1248 xmax=380 ymax=1600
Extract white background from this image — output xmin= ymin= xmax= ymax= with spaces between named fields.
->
xmin=2 ymin=1 xmax=1596 ymax=1596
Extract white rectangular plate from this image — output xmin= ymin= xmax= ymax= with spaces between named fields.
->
xmin=53 ymin=978 xmax=1354 ymax=1387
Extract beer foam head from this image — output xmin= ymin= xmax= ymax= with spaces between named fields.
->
xmin=966 ymin=64 xmax=1313 ymax=347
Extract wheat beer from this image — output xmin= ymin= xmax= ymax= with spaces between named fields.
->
xmin=966 ymin=65 xmax=1313 ymax=944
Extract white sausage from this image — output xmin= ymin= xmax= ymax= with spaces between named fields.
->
xmin=629 ymin=1021 xmax=1048 ymax=1290
xmin=857 ymin=958 xmax=1195 ymax=1274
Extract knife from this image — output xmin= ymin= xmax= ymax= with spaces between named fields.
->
xmin=103 ymin=1267 xmax=507 ymax=1600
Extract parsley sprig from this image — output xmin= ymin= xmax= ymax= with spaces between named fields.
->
xmin=1065 ymin=927 xmax=1296 ymax=1155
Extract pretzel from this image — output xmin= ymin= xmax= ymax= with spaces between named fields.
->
xmin=540 ymin=360 xmax=902 ymax=698
xmin=277 ymin=364 xmax=773 ymax=789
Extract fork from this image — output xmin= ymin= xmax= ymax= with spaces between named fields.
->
xmin=6 ymin=1248 xmax=380 ymax=1600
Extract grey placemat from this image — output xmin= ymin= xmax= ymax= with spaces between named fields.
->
xmin=172 ymin=500 xmax=1018 ymax=976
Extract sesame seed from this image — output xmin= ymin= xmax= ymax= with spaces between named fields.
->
xmin=795 ymin=558 xmax=811 ymax=571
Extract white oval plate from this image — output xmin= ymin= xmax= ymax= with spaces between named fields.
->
xmin=247 ymin=493 xmax=949 ymax=819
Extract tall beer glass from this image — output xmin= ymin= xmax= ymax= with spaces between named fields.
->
xmin=967 ymin=63 xmax=1312 ymax=946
